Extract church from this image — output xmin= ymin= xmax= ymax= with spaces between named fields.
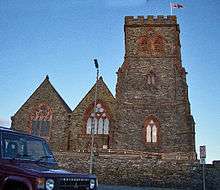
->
xmin=11 ymin=15 xmax=203 ymax=188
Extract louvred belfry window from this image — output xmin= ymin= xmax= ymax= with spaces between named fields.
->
xmin=145 ymin=118 xmax=159 ymax=143
xmin=86 ymin=103 xmax=109 ymax=135
xmin=30 ymin=104 xmax=52 ymax=137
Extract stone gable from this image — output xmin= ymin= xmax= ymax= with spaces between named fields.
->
xmin=69 ymin=76 xmax=116 ymax=151
xmin=11 ymin=76 xmax=71 ymax=151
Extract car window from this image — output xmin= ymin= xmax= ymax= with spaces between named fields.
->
xmin=27 ymin=139 xmax=46 ymax=158
xmin=2 ymin=132 xmax=55 ymax=162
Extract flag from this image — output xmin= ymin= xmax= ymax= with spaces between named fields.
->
xmin=94 ymin=59 xmax=99 ymax=69
xmin=171 ymin=3 xmax=184 ymax=9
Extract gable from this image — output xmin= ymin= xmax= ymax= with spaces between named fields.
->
xmin=72 ymin=76 xmax=115 ymax=116
xmin=13 ymin=75 xmax=71 ymax=118
xmin=11 ymin=76 xmax=71 ymax=151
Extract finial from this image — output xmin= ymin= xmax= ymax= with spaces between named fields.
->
xmin=94 ymin=59 xmax=99 ymax=69
xmin=46 ymin=75 xmax=49 ymax=80
xmin=99 ymin=76 xmax=103 ymax=80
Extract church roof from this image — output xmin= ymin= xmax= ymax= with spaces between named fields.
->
xmin=72 ymin=76 xmax=115 ymax=113
xmin=13 ymin=75 xmax=115 ymax=118
xmin=43 ymin=76 xmax=72 ymax=113
xmin=13 ymin=75 xmax=72 ymax=116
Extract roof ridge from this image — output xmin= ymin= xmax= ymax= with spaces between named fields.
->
xmin=13 ymin=76 xmax=72 ymax=118
xmin=47 ymin=78 xmax=72 ymax=113
xmin=72 ymin=76 xmax=115 ymax=113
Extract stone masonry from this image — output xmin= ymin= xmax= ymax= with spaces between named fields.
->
xmin=114 ymin=16 xmax=196 ymax=158
xmin=11 ymin=76 xmax=71 ymax=151
xmin=11 ymin=16 xmax=220 ymax=189
xmin=54 ymin=151 xmax=220 ymax=189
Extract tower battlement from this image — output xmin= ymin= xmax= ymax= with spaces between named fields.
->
xmin=125 ymin=15 xmax=177 ymax=25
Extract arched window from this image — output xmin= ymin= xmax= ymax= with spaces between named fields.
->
xmin=147 ymin=72 xmax=156 ymax=85
xmin=145 ymin=118 xmax=159 ymax=143
xmin=30 ymin=104 xmax=52 ymax=137
xmin=86 ymin=103 xmax=110 ymax=135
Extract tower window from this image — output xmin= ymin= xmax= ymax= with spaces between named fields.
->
xmin=144 ymin=118 xmax=159 ymax=144
xmin=86 ymin=103 xmax=110 ymax=135
xmin=147 ymin=72 xmax=156 ymax=85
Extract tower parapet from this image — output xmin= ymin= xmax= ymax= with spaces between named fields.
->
xmin=125 ymin=15 xmax=177 ymax=26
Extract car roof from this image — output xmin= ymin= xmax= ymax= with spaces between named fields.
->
xmin=0 ymin=126 xmax=44 ymax=141
xmin=0 ymin=126 xmax=13 ymax=132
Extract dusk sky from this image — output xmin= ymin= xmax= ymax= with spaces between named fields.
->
xmin=0 ymin=0 xmax=219 ymax=163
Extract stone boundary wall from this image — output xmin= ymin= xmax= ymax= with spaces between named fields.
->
xmin=53 ymin=151 xmax=217 ymax=190
xmin=54 ymin=151 xmax=220 ymax=190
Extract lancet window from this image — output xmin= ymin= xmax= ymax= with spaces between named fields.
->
xmin=147 ymin=72 xmax=156 ymax=85
xmin=30 ymin=104 xmax=52 ymax=137
xmin=145 ymin=118 xmax=159 ymax=143
xmin=86 ymin=103 xmax=109 ymax=135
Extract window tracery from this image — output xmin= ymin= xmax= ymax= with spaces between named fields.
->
xmin=147 ymin=72 xmax=156 ymax=85
xmin=30 ymin=104 xmax=52 ymax=137
xmin=86 ymin=103 xmax=109 ymax=135
xmin=145 ymin=117 xmax=159 ymax=143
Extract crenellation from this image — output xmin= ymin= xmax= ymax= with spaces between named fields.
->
xmin=157 ymin=15 xmax=165 ymax=21
xmin=125 ymin=15 xmax=177 ymax=25
xmin=137 ymin=16 xmax=145 ymax=23
xmin=146 ymin=15 xmax=154 ymax=24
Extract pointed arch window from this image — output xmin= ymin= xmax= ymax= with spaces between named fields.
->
xmin=30 ymin=104 xmax=52 ymax=137
xmin=147 ymin=72 xmax=156 ymax=85
xmin=145 ymin=118 xmax=159 ymax=143
xmin=86 ymin=103 xmax=110 ymax=135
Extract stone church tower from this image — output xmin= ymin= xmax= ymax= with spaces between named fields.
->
xmin=114 ymin=16 xmax=196 ymax=159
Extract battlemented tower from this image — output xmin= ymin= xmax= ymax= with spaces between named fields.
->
xmin=114 ymin=16 xmax=196 ymax=159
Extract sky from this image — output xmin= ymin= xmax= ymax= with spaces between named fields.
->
xmin=0 ymin=0 xmax=219 ymax=163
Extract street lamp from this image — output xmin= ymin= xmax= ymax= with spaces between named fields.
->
xmin=89 ymin=59 xmax=99 ymax=174
xmin=101 ymin=113 xmax=106 ymax=134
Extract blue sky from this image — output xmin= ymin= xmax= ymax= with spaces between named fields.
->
xmin=0 ymin=0 xmax=219 ymax=163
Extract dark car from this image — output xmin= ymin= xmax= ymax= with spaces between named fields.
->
xmin=0 ymin=126 xmax=98 ymax=190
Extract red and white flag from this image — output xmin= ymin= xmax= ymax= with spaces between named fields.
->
xmin=170 ymin=2 xmax=184 ymax=15
xmin=171 ymin=3 xmax=184 ymax=9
